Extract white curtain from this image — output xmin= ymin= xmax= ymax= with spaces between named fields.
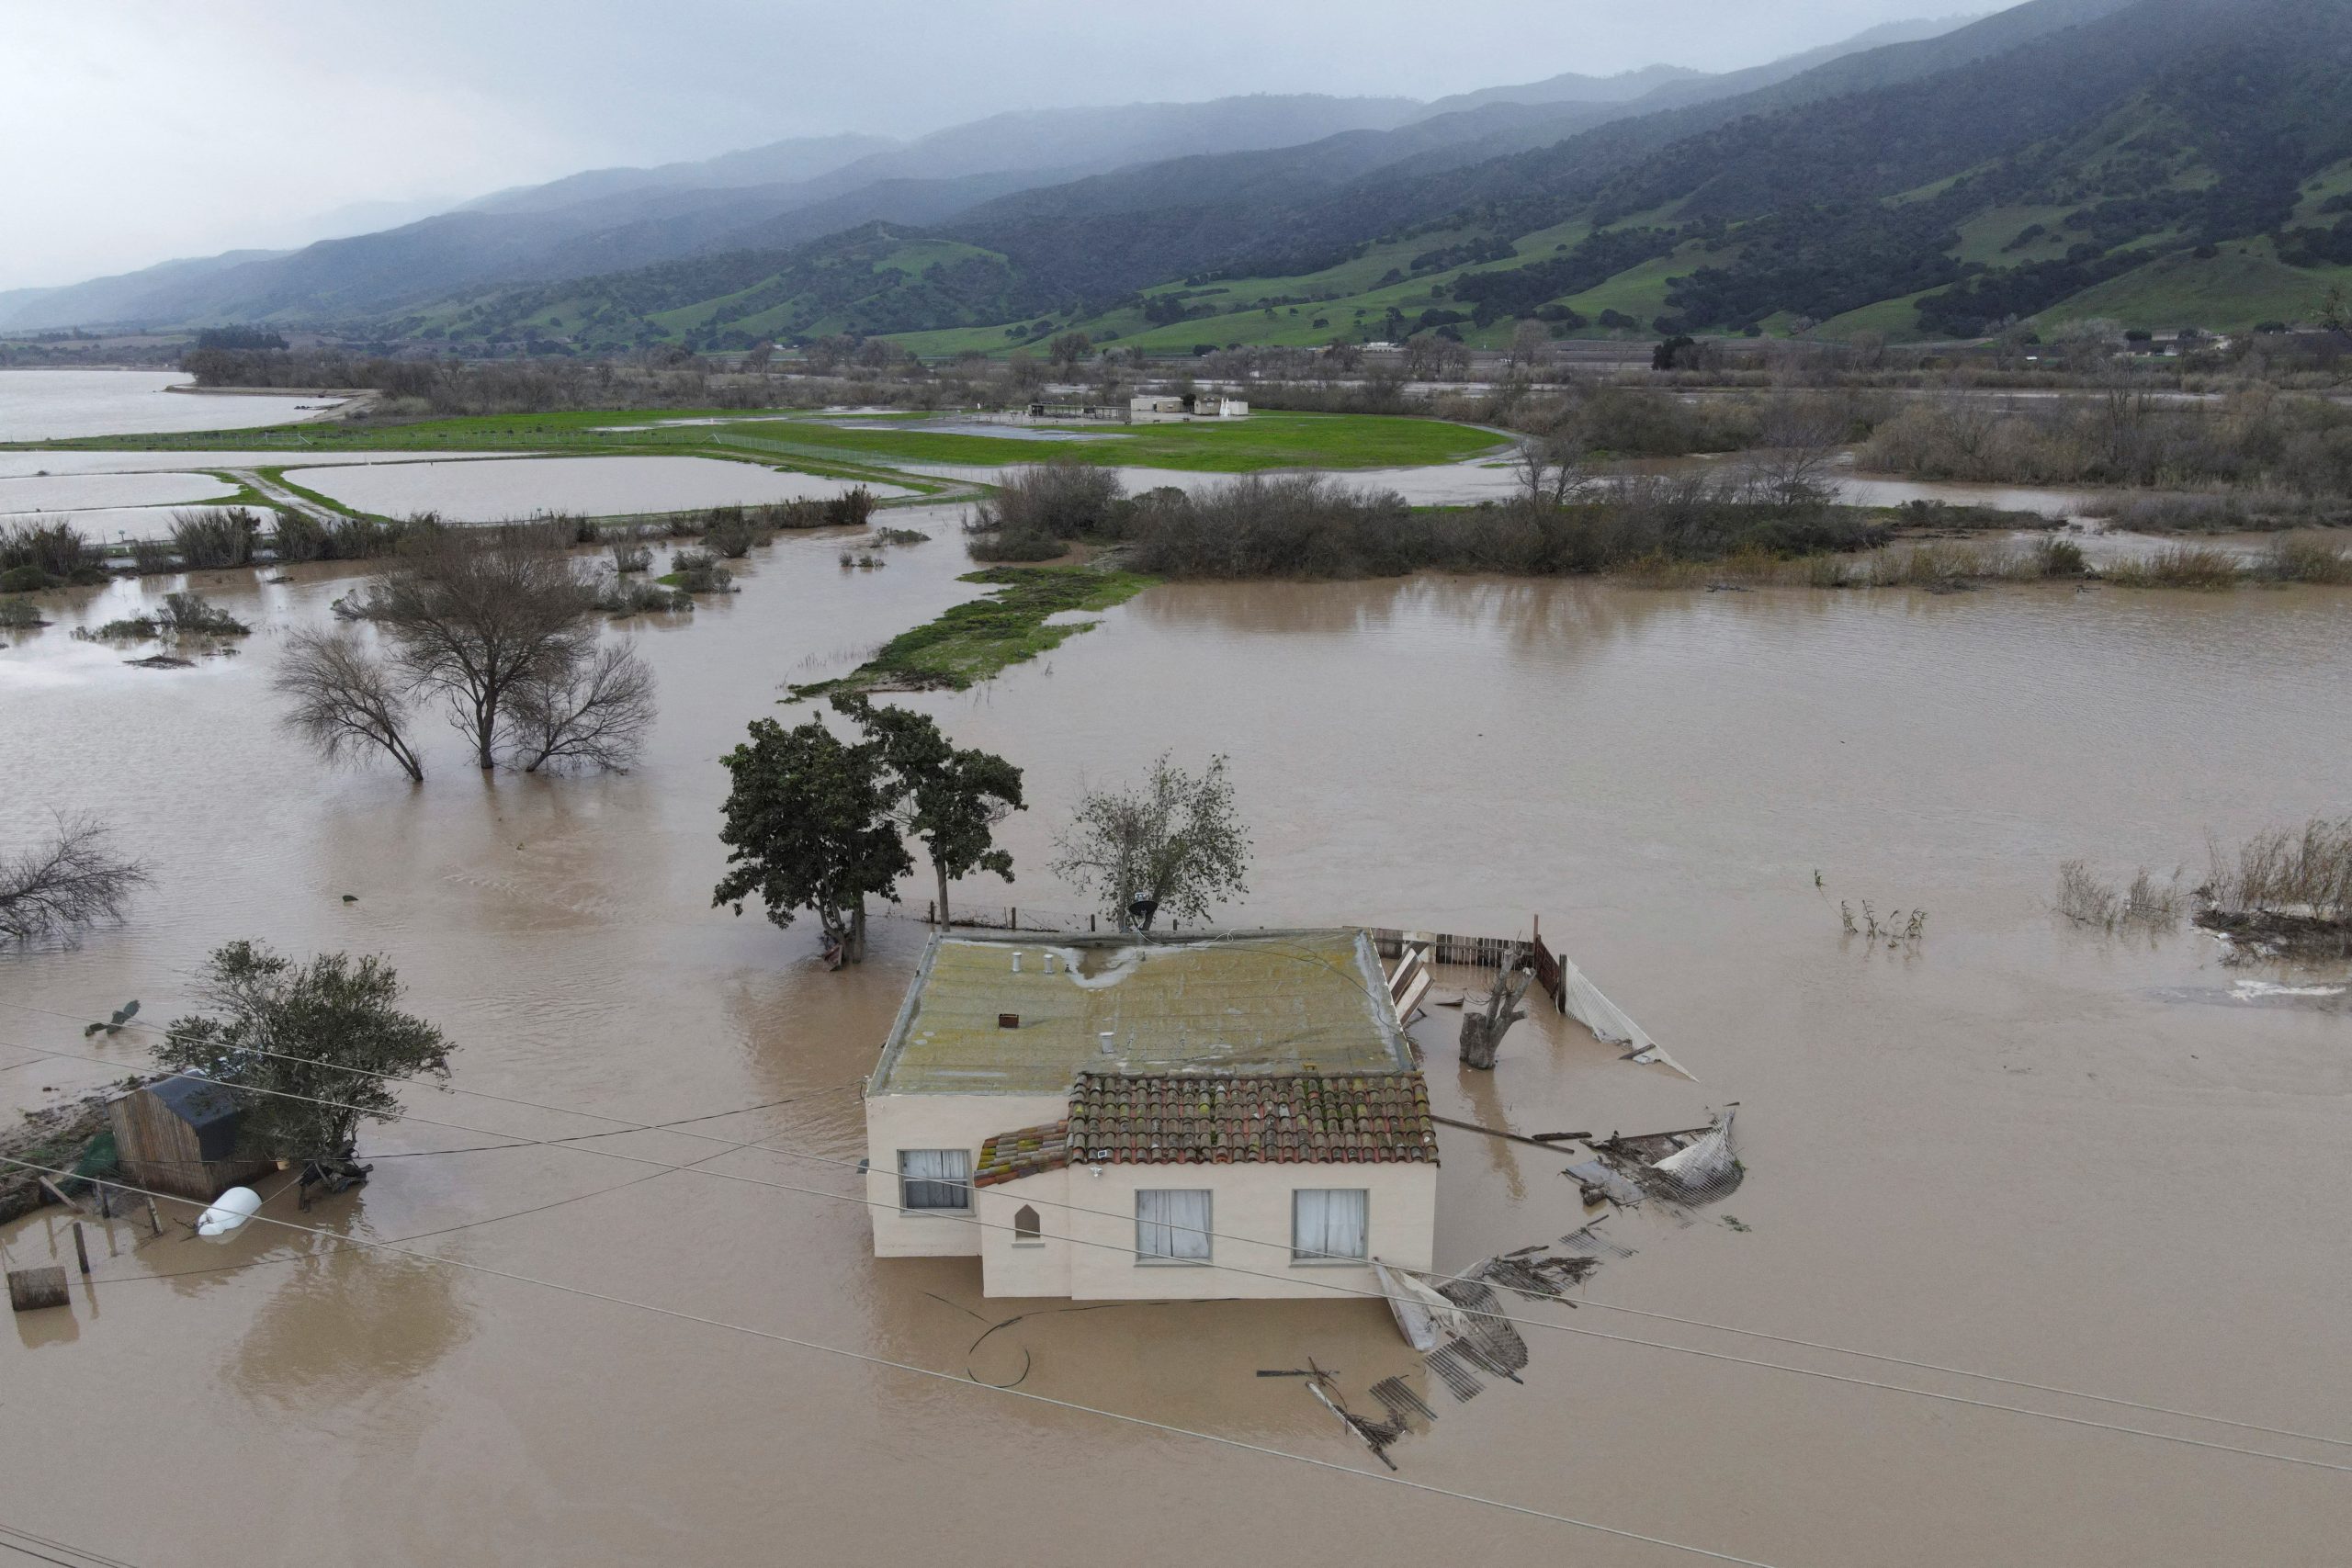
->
xmin=899 ymin=1149 xmax=970 ymax=1210
xmin=1292 ymin=1189 xmax=1368 ymax=1261
xmin=1136 ymin=1190 xmax=1212 ymax=1260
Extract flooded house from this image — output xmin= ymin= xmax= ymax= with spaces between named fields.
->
xmin=865 ymin=929 xmax=1438 ymax=1299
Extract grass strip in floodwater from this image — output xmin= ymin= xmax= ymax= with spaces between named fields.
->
xmin=788 ymin=566 xmax=1153 ymax=700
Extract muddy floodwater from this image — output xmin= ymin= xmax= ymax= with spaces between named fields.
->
xmin=4 ymin=523 xmax=2350 ymax=1567
xmin=296 ymin=455 xmax=915 ymax=520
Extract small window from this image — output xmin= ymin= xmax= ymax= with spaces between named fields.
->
xmin=1013 ymin=1204 xmax=1042 ymax=1244
xmin=1293 ymin=1189 xmax=1369 ymax=1262
xmin=898 ymin=1149 xmax=971 ymax=1211
xmin=1135 ymin=1189 xmax=1212 ymax=1262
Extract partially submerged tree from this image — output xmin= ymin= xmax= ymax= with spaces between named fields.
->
xmin=836 ymin=695 xmax=1023 ymax=926
xmin=0 ymin=813 xmax=151 ymax=948
xmin=713 ymin=716 xmax=910 ymax=964
xmin=1459 ymin=960 xmax=1534 ymax=1071
xmin=273 ymin=627 xmax=425 ymax=782
xmin=364 ymin=530 xmax=595 ymax=770
xmin=156 ymin=941 xmax=453 ymax=1165
xmin=1052 ymin=752 xmax=1250 ymax=931
xmin=500 ymin=642 xmax=655 ymax=773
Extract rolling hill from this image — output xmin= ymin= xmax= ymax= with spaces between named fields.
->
xmin=18 ymin=0 xmax=2352 ymax=347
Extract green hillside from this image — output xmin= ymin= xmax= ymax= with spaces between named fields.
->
xmin=367 ymin=0 xmax=2352 ymax=352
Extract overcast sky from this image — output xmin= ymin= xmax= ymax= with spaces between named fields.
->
xmin=5 ymin=1 xmax=1990 ymax=293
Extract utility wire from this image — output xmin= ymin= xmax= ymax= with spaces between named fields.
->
xmin=11 ymin=995 xmax=2346 ymax=1457
xmin=9 ymin=1030 xmax=2348 ymax=1474
xmin=0 ymin=1151 xmax=1788 ymax=1568
xmin=0 ymin=1522 xmax=140 ymax=1568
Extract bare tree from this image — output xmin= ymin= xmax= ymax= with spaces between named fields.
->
xmin=274 ymin=627 xmax=425 ymax=783
xmin=1512 ymin=432 xmax=1594 ymax=508
xmin=1502 ymin=318 xmax=1553 ymax=378
xmin=1744 ymin=394 xmax=1846 ymax=507
xmin=1 ymin=813 xmax=151 ymax=947
xmin=1459 ymin=959 xmax=1533 ymax=1071
xmin=363 ymin=532 xmax=594 ymax=770
xmin=1052 ymin=753 xmax=1250 ymax=931
xmin=500 ymin=642 xmax=656 ymax=773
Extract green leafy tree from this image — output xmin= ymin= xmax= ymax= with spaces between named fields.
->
xmin=713 ymin=716 xmax=910 ymax=964
xmin=1051 ymin=752 xmax=1250 ymax=931
xmin=834 ymin=696 xmax=1024 ymax=926
xmin=156 ymin=942 xmax=452 ymax=1163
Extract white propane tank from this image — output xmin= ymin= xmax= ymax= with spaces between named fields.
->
xmin=196 ymin=1187 xmax=262 ymax=1236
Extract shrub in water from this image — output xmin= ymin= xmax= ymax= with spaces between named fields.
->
xmin=170 ymin=507 xmax=260 ymax=569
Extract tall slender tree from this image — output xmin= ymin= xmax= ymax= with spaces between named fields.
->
xmin=833 ymin=695 xmax=1023 ymax=927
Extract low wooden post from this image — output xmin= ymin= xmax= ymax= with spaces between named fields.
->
xmin=145 ymin=1196 xmax=163 ymax=1237
xmin=72 ymin=1221 xmax=90 ymax=1275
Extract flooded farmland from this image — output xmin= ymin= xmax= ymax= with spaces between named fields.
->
xmin=0 ymin=370 xmax=349 ymax=440
xmin=295 ymin=455 xmax=913 ymax=520
xmin=4 ymin=517 xmax=2350 ymax=1567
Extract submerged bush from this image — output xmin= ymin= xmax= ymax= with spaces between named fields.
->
xmin=594 ymin=575 xmax=693 ymax=615
xmin=170 ymin=507 xmax=261 ymax=570
xmin=2261 ymin=533 xmax=2352 ymax=584
xmin=969 ymin=464 xmax=1125 ymax=544
xmin=272 ymin=512 xmax=330 ymax=562
xmin=2098 ymin=545 xmax=2244 ymax=590
xmin=0 ymin=519 xmax=105 ymax=587
xmin=2200 ymin=817 xmax=2352 ymax=925
xmin=663 ymin=548 xmax=734 ymax=593
xmin=157 ymin=591 xmax=250 ymax=636
xmin=610 ymin=540 xmax=653 ymax=574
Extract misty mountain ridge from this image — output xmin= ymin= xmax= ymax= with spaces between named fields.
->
xmin=0 ymin=20 xmax=1986 ymax=334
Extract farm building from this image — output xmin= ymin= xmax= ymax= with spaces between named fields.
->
xmin=865 ymin=929 xmax=1437 ymax=1300
xmin=106 ymin=1074 xmax=272 ymax=1201
xmin=1129 ymin=392 xmax=1250 ymax=422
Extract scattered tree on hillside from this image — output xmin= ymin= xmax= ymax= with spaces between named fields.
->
xmin=0 ymin=814 xmax=151 ymax=948
xmin=836 ymin=696 xmax=1023 ymax=927
xmin=157 ymin=941 xmax=453 ymax=1167
xmin=1052 ymin=753 xmax=1250 ymax=932
xmin=274 ymin=628 xmax=425 ymax=783
xmin=713 ymin=717 xmax=911 ymax=965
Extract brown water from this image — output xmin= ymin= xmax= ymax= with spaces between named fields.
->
xmin=4 ymin=525 xmax=2350 ymax=1567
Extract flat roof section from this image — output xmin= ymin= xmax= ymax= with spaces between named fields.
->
xmin=870 ymin=929 xmax=1414 ymax=1096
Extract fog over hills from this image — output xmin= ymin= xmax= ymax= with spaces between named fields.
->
xmin=0 ymin=21 xmax=1976 ymax=333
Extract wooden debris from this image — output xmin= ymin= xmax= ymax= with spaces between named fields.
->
xmin=8 ymin=1265 xmax=69 ymax=1313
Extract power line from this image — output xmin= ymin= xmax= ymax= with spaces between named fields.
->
xmin=11 ymin=1030 xmax=2348 ymax=1473
xmin=13 ymin=994 xmax=2346 ymax=1457
xmin=0 ymin=1522 xmax=141 ymax=1568
xmin=0 ymin=1151 xmax=1788 ymax=1568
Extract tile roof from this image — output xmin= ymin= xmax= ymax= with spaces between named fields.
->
xmin=975 ymin=1121 xmax=1073 ymax=1188
xmin=1065 ymin=1071 xmax=1437 ymax=1168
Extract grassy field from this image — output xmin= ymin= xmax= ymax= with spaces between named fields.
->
xmin=787 ymin=566 xmax=1156 ymax=698
xmin=20 ymin=411 xmax=1500 ymax=496
xmin=23 ymin=410 xmax=1500 ymax=475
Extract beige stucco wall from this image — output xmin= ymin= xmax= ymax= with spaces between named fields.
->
xmin=868 ymin=1091 xmax=1438 ymax=1300
xmin=865 ymin=1091 xmax=1068 ymax=1258
xmin=978 ymin=1160 xmax=1435 ymax=1302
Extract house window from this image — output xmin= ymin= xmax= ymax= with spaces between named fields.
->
xmin=898 ymin=1149 xmax=971 ymax=1211
xmin=1013 ymin=1204 xmax=1042 ymax=1244
xmin=1292 ymin=1189 xmax=1369 ymax=1262
xmin=1135 ymin=1189 xmax=1212 ymax=1262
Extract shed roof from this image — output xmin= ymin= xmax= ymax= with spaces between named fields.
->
xmin=870 ymin=929 xmax=1414 ymax=1096
xmin=136 ymin=1074 xmax=243 ymax=1130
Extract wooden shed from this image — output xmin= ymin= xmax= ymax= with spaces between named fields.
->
xmin=106 ymin=1075 xmax=273 ymax=1201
